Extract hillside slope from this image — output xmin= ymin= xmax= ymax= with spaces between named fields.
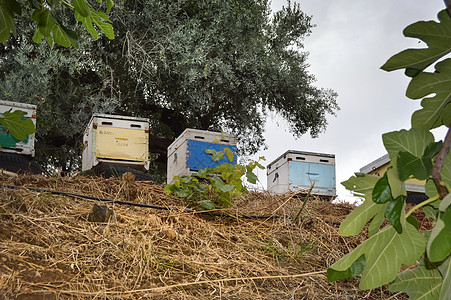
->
xmin=0 ymin=174 xmax=409 ymax=299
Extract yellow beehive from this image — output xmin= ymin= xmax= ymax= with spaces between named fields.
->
xmin=359 ymin=154 xmax=426 ymax=204
xmin=82 ymin=114 xmax=150 ymax=172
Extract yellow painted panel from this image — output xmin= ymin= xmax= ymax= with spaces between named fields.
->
xmin=368 ymin=162 xmax=425 ymax=186
xmin=368 ymin=163 xmax=390 ymax=177
xmin=93 ymin=126 xmax=148 ymax=161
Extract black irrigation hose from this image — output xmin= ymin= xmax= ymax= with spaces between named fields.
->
xmin=0 ymin=184 xmax=276 ymax=220
xmin=0 ymin=184 xmax=342 ymax=225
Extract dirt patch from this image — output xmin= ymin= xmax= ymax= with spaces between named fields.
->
xmin=0 ymin=174 xmax=418 ymax=299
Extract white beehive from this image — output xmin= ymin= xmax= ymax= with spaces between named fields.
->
xmin=0 ymin=100 xmax=37 ymax=157
xmin=167 ymin=129 xmax=237 ymax=184
xmin=82 ymin=114 xmax=150 ymax=172
xmin=267 ymin=150 xmax=336 ymax=198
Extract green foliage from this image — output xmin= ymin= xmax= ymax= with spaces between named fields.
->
xmin=0 ymin=109 xmax=35 ymax=141
xmin=389 ymin=258 xmax=443 ymax=299
xmin=0 ymin=0 xmax=115 ymax=164
xmin=427 ymin=194 xmax=451 ymax=262
xmin=381 ymin=10 xmax=451 ymax=76
xmin=0 ymin=0 xmax=114 ymax=47
xmin=327 ymin=222 xmax=426 ymax=290
xmin=164 ymin=148 xmax=265 ymax=210
xmin=340 ymin=174 xmax=388 ymax=237
xmin=0 ymin=19 xmax=120 ymax=171
xmin=327 ymin=9 xmax=451 ymax=297
xmin=1 ymin=0 xmax=337 ymax=175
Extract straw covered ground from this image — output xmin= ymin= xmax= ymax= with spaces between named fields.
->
xmin=0 ymin=173 xmax=422 ymax=299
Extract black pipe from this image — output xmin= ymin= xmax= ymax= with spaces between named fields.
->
xmin=0 ymin=184 xmax=341 ymax=225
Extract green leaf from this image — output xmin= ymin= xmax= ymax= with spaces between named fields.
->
xmin=223 ymin=147 xmax=234 ymax=162
xmin=90 ymin=9 xmax=114 ymax=39
xmin=424 ymin=141 xmax=444 ymax=159
xmin=245 ymin=165 xmax=258 ymax=184
xmin=32 ymin=28 xmax=43 ymax=43
xmin=210 ymin=176 xmax=234 ymax=193
xmin=397 ymin=151 xmax=432 ymax=181
xmin=73 ymin=0 xmax=91 ymax=18
xmin=423 ymin=205 xmax=439 ymax=221
xmin=425 ymin=179 xmax=439 ymax=198
xmin=76 ymin=10 xmax=98 ymax=39
xmin=439 ymin=192 xmax=451 ymax=212
xmin=341 ymin=174 xmax=388 ymax=236
xmin=408 ymin=59 xmax=451 ymax=129
xmin=342 ymin=174 xmax=380 ymax=198
xmin=175 ymin=187 xmax=190 ymax=198
xmin=389 ymin=259 xmax=442 ymax=299
xmin=385 ymin=196 xmax=405 ymax=233
xmin=422 ymin=192 xmax=441 ymax=220
xmin=0 ymin=0 xmax=20 ymax=42
xmin=381 ymin=10 xmax=451 ymax=74
xmin=387 ymin=166 xmax=406 ymax=199
xmin=372 ymin=172 xmax=393 ymax=203
xmin=192 ymin=184 xmax=208 ymax=193
xmin=218 ymin=192 xmax=233 ymax=208
xmin=368 ymin=209 xmax=386 ymax=236
xmin=199 ymin=199 xmax=215 ymax=210
xmin=106 ymin=0 xmax=114 ymax=13
xmin=163 ymin=184 xmax=174 ymax=194
xmin=427 ymin=206 xmax=451 ymax=262
xmin=32 ymin=8 xmax=78 ymax=48
xmin=0 ymin=110 xmax=36 ymax=141
xmin=329 ymin=222 xmax=426 ymax=290
xmin=2 ymin=0 xmax=21 ymax=15
xmin=326 ymin=254 xmax=365 ymax=282
xmin=439 ymin=256 xmax=451 ymax=300
xmin=205 ymin=149 xmax=225 ymax=162
xmin=340 ymin=196 xmax=389 ymax=237
xmin=52 ymin=21 xmax=79 ymax=48
xmin=383 ymin=128 xmax=434 ymax=173
xmin=405 ymin=68 xmax=422 ymax=77
xmin=406 ymin=215 xmax=419 ymax=230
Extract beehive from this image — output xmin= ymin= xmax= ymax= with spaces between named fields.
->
xmin=82 ymin=114 xmax=150 ymax=172
xmin=0 ymin=100 xmax=37 ymax=157
xmin=267 ymin=150 xmax=336 ymax=198
xmin=359 ymin=154 xmax=426 ymax=204
xmin=167 ymin=129 xmax=237 ymax=184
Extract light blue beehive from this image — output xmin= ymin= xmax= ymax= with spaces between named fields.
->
xmin=267 ymin=150 xmax=336 ymax=198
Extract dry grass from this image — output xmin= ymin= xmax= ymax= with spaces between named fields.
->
xmin=0 ymin=174 xmax=410 ymax=299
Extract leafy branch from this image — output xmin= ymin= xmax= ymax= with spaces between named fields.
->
xmin=327 ymin=8 xmax=451 ymax=299
xmin=1 ymin=0 xmax=114 ymax=48
xmin=164 ymin=148 xmax=265 ymax=210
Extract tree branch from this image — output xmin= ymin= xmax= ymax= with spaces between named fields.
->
xmin=432 ymin=121 xmax=451 ymax=199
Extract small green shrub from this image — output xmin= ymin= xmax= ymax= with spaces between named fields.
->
xmin=164 ymin=148 xmax=265 ymax=210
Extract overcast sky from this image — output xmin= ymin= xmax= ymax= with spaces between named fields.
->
xmin=252 ymin=0 xmax=448 ymax=202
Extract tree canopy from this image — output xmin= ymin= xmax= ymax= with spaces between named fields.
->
xmin=0 ymin=0 xmax=338 ymax=177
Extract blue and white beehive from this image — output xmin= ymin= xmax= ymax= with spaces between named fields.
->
xmin=267 ymin=150 xmax=336 ymax=198
xmin=167 ymin=129 xmax=237 ymax=184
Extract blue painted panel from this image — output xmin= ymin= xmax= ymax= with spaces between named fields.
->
xmin=288 ymin=161 xmax=336 ymax=189
xmin=186 ymin=140 xmax=237 ymax=171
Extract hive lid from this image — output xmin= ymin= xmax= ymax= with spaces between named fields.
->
xmin=267 ymin=150 xmax=335 ymax=169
